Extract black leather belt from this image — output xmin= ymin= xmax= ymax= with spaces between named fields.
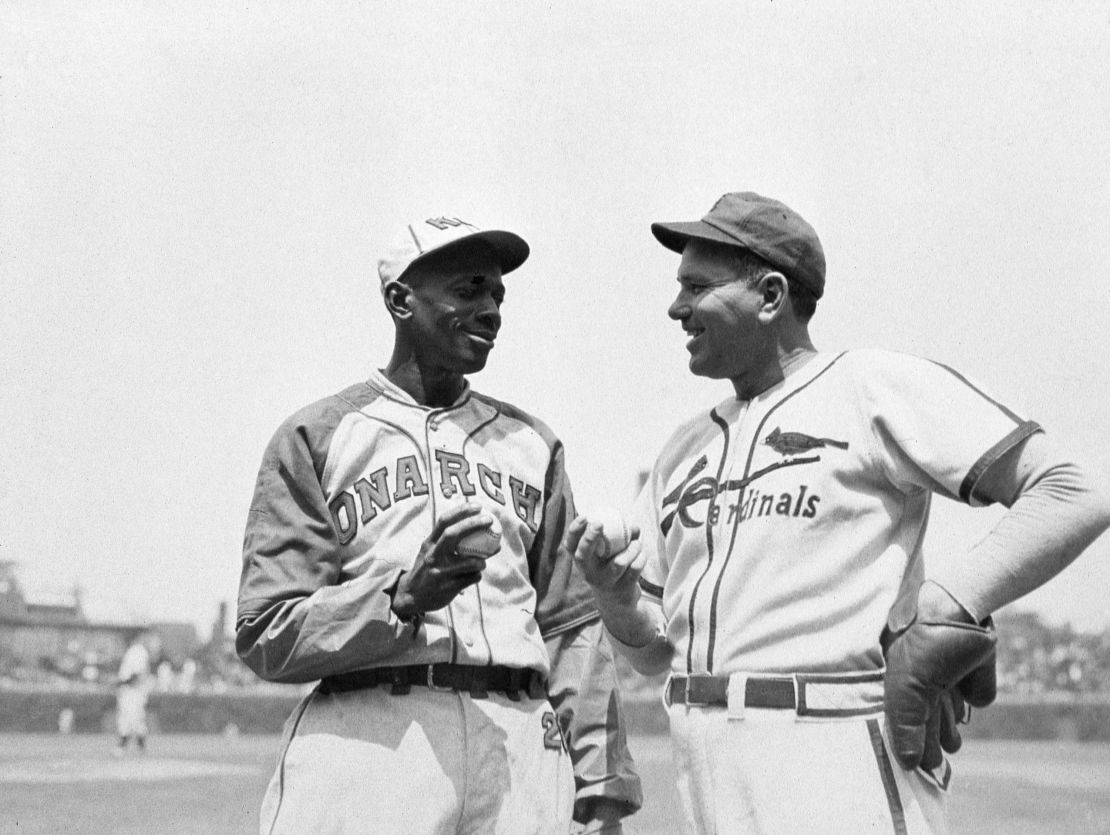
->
xmin=319 ymin=664 xmax=545 ymax=701
xmin=668 ymin=675 xmax=796 ymax=709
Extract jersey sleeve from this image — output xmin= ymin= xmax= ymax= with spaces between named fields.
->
xmin=858 ymin=352 xmax=1042 ymax=506
xmin=235 ymin=410 xmax=413 ymax=684
xmin=937 ymin=432 xmax=1110 ymax=619
xmin=544 ymin=620 xmax=643 ymax=824
xmin=526 ymin=435 xmax=642 ymax=821
xmin=527 ymin=437 xmax=596 ymax=637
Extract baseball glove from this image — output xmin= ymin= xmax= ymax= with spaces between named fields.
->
xmin=883 ymin=615 xmax=997 ymax=771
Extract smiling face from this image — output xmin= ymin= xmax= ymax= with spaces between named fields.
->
xmin=667 ymin=239 xmax=779 ymax=395
xmin=401 ymin=246 xmax=506 ymax=377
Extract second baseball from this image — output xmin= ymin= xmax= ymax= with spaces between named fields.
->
xmin=456 ymin=515 xmax=502 ymax=558
xmin=591 ymin=506 xmax=632 ymax=559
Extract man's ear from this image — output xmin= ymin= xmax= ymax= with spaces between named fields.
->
xmin=757 ymin=271 xmax=788 ymax=322
xmin=382 ymin=280 xmax=413 ymax=320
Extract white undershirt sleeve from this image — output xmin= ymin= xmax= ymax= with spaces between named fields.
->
xmin=935 ymin=431 xmax=1110 ymax=621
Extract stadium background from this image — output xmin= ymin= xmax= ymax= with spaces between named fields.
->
xmin=4 ymin=557 xmax=1110 ymax=835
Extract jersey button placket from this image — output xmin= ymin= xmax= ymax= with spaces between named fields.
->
xmin=701 ymin=405 xmax=745 ymax=674
xmin=424 ymin=411 xmax=458 ymax=657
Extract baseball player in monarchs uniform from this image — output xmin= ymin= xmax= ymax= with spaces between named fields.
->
xmin=566 ymin=192 xmax=1110 ymax=834
xmin=237 ymin=216 xmax=641 ymax=834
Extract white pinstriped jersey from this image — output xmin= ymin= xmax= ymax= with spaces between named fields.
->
xmin=635 ymin=349 xmax=1040 ymax=677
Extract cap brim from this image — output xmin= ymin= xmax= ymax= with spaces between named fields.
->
xmin=651 ymin=220 xmax=744 ymax=254
xmin=477 ymin=230 xmax=530 ymax=275
xmin=404 ymin=230 xmax=530 ymax=279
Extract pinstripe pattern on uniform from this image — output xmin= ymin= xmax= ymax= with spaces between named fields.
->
xmin=866 ymin=718 xmax=909 ymax=835
xmin=702 ymin=352 xmax=849 ymax=673
xmin=683 ymin=410 xmax=731 ymax=673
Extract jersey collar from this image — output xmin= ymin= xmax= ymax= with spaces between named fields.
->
xmin=367 ymin=368 xmax=473 ymax=410
xmin=746 ymin=351 xmax=840 ymax=405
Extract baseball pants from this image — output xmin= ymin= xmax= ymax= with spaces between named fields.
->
xmin=665 ymin=678 xmax=949 ymax=834
xmin=661 ymin=670 xmax=950 ymax=835
xmin=260 ymin=685 xmax=576 ymax=835
xmin=115 ymin=685 xmax=149 ymax=737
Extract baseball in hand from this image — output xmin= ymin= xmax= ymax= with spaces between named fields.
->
xmin=590 ymin=506 xmax=633 ymax=559
xmin=456 ymin=515 xmax=502 ymax=558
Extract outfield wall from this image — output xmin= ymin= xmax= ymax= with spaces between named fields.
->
xmin=3 ymin=687 xmax=1110 ymax=741
xmin=0 ymin=687 xmax=308 ymax=735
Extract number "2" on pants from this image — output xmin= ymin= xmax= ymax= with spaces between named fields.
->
xmin=541 ymin=711 xmax=566 ymax=752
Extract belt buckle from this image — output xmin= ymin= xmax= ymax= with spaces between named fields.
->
xmin=389 ymin=668 xmax=411 ymax=696
xmin=684 ymin=675 xmax=708 ymax=706
xmin=426 ymin=665 xmax=454 ymax=693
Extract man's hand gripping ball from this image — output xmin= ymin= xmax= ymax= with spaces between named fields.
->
xmin=566 ymin=508 xmax=642 ymax=598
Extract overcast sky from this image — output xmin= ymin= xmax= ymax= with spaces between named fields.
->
xmin=2 ymin=2 xmax=1108 ymax=635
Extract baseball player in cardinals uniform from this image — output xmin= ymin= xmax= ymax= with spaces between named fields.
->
xmin=567 ymin=192 xmax=1110 ymax=834
xmin=237 ymin=215 xmax=641 ymax=834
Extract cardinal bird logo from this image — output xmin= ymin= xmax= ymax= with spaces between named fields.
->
xmin=764 ymin=427 xmax=849 ymax=456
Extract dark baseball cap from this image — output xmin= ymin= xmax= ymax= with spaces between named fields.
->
xmin=651 ymin=192 xmax=826 ymax=298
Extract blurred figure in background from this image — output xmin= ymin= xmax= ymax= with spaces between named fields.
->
xmin=114 ymin=630 xmax=160 ymax=755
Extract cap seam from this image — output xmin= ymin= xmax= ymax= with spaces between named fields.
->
xmin=702 ymin=216 xmax=776 ymax=266
xmin=701 ymin=216 xmax=745 ymax=247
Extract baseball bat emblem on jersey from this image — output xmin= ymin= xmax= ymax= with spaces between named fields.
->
xmin=764 ymin=426 xmax=849 ymax=455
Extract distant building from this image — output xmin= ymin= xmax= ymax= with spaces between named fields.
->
xmin=152 ymin=620 xmax=201 ymax=668
xmin=0 ymin=561 xmax=196 ymax=682
xmin=0 ymin=560 xmax=83 ymax=624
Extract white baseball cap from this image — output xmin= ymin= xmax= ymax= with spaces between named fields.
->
xmin=377 ymin=216 xmax=530 ymax=285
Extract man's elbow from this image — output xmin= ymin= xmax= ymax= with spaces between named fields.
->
xmin=1091 ymin=491 xmax=1110 ymax=542
xmin=1077 ymin=465 xmax=1110 ymax=541
xmin=234 ymin=621 xmax=272 ymax=681
xmin=234 ymin=612 xmax=291 ymax=683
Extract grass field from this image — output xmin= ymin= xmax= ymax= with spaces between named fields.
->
xmin=3 ymin=733 xmax=1110 ymax=834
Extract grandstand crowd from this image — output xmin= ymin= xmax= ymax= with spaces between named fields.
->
xmin=3 ymin=605 xmax=1109 ymax=701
